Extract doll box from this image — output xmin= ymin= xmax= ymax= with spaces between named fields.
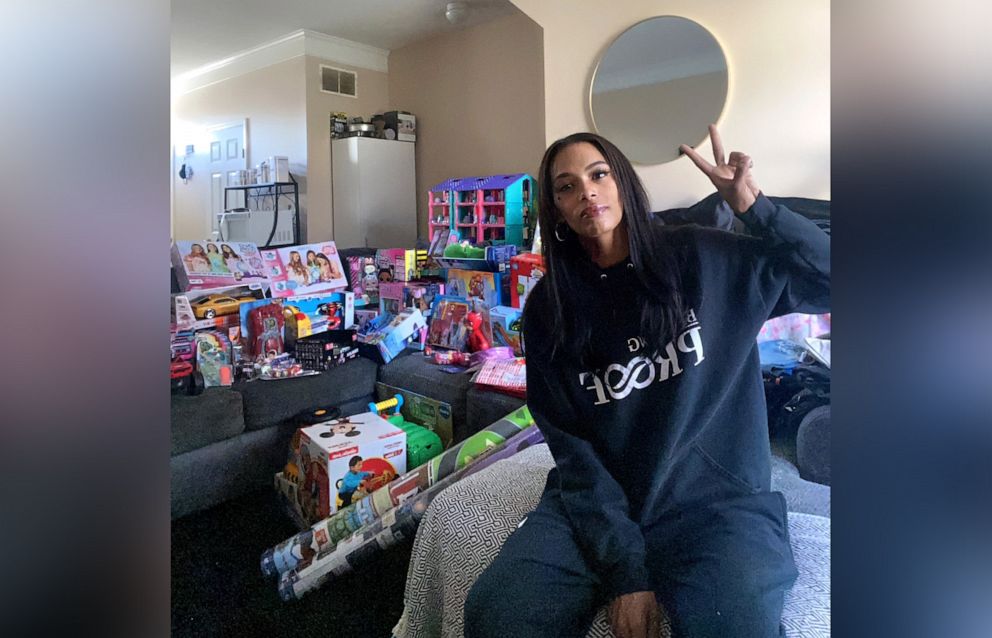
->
xmin=375 ymin=249 xmax=426 ymax=284
xmin=261 ymin=242 xmax=348 ymax=298
xmin=296 ymin=412 xmax=407 ymax=520
xmin=490 ymin=305 xmax=523 ymax=356
xmin=378 ymin=282 xmax=445 ymax=319
xmin=346 ymin=255 xmax=380 ymax=305
xmin=171 ymin=240 xmax=269 ymax=291
xmin=509 ymin=252 xmax=545 ymax=309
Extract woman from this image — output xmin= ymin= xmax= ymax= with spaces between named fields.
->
xmin=464 ymin=126 xmax=829 ymax=638
xmin=314 ymin=253 xmax=342 ymax=282
xmin=287 ymin=250 xmax=310 ymax=286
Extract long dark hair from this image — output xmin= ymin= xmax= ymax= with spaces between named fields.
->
xmin=530 ymin=132 xmax=685 ymax=365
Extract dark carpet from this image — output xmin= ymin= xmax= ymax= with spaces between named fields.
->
xmin=171 ymin=488 xmax=411 ymax=637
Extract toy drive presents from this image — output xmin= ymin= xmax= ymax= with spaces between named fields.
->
xmin=287 ymin=412 xmax=407 ymax=522
xmin=261 ymin=242 xmax=348 ymax=298
xmin=171 ymin=240 xmax=269 ymax=291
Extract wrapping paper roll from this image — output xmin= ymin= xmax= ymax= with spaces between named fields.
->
xmin=277 ymin=423 xmax=546 ymax=601
xmin=261 ymin=406 xmax=535 ymax=578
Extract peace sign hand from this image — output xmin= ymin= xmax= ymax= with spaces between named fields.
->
xmin=680 ymin=124 xmax=761 ymax=215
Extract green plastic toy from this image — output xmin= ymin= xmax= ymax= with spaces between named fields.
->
xmin=369 ymin=395 xmax=443 ymax=469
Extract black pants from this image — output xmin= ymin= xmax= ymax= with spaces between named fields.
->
xmin=464 ymin=485 xmax=797 ymax=638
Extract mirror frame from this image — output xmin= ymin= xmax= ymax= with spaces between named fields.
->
xmin=588 ymin=15 xmax=729 ymax=166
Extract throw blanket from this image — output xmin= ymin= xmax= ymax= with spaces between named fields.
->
xmin=393 ymin=444 xmax=831 ymax=638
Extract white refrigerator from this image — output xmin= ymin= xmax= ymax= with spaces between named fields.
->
xmin=331 ymin=137 xmax=418 ymax=248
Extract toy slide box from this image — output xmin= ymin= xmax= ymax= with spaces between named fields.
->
xmin=297 ymin=412 xmax=407 ymax=520
xmin=376 ymin=382 xmax=454 ymax=449
xmin=434 ymin=244 xmax=518 ymax=273
xmin=261 ymin=242 xmax=348 ymax=298
xmin=171 ymin=240 xmax=270 ymax=291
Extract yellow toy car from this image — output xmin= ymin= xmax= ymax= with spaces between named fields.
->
xmin=192 ymin=294 xmax=257 ymax=319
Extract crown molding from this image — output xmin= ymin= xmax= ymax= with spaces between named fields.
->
xmin=173 ymin=30 xmax=390 ymax=97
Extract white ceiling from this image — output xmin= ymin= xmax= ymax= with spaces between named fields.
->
xmin=171 ymin=0 xmax=518 ymax=78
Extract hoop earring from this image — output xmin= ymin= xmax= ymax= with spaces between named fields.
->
xmin=554 ymin=221 xmax=570 ymax=242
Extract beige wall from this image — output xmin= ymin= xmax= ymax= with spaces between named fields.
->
xmin=388 ymin=12 xmax=546 ymax=239
xmin=510 ymin=0 xmax=830 ymax=208
xmin=172 ymin=57 xmax=307 ymax=241
xmin=305 ymin=56 xmax=390 ymax=242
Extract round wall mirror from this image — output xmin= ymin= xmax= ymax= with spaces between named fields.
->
xmin=590 ymin=16 xmax=728 ymax=165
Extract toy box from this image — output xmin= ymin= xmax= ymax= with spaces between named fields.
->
xmin=376 ymin=382 xmax=454 ymax=448
xmin=490 ymin=305 xmax=523 ymax=356
xmin=435 ymin=243 xmax=517 ymax=273
xmin=510 ymin=252 xmax=546 ymax=309
xmin=292 ymin=412 xmax=407 ymax=521
xmin=378 ymin=282 xmax=445 ymax=318
xmin=354 ymin=308 xmax=380 ymax=331
xmin=261 ymin=242 xmax=348 ymax=298
xmin=346 ymin=255 xmax=380 ymax=305
xmin=282 ymin=292 xmax=355 ymax=347
xmin=195 ymin=330 xmax=234 ymax=387
xmin=239 ymin=299 xmax=285 ymax=359
xmin=171 ymin=240 xmax=269 ymax=291
xmin=375 ymin=248 xmax=426 ymax=283
xmin=294 ymin=330 xmax=359 ymax=372
xmin=355 ymin=307 xmax=428 ymax=364
xmin=445 ymin=269 xmax=502 ymax=307
xmin=427 ymin=296 xmax=493 ymax=352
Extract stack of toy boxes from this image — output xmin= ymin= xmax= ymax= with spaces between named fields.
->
xmin=289 ymin=411 xmax=407 ymax=523
xmin=429 ymin=174 xmax=536 ymax=248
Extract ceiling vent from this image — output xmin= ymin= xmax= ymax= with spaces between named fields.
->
xmin=320 ymin=65 xmax=357 ymax=97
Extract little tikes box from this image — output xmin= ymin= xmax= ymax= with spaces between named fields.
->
xmin=509 ymin=252 xmax=545 ymax=309
xmin=297 ymin=412 xmax=407 ymax=520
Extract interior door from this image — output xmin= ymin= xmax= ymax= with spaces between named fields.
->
xmin=207 ymin=122 xmax=247 ymax=234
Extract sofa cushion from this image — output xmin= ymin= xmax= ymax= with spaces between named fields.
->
xmin=378 ymin=352 xmax=475 ymax=443
xmin=466 ymin=386 xmax=527 ymax=434
xmin=171 ymin=387 xmax=245 ymax=456
xmin=235 ymin=357 xmax=379 ymax=431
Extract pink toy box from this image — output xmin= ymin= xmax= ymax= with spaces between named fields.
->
xmin=171 ymin=240 xmax=269 ymax=291
xmin=293 ymin=412 xmax=407 ymax=521
xmin=261 ymin=242 xmax=348 ymax=298
xmin=346 ymin=255 xmax=380 ymax=305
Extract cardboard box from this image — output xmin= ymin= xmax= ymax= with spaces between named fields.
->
xmin=490 ymin=305 xmax=523 ymax=356
xmin=355 ymin=307 xmax=428 ymax=363
xmin=378 ymin=282 xmax=445 ymax=318
xmin=375 ymin=248 xmax=425 ymax=283
xmin=375 ymin=382 xmax=455 ymax=448
xmin=384 ymin=111 xmax=416 ymax=142
xmin=171 ymin=240 xmax=269 ymax=291
xmin=260 ymin=242 xmax=348 ymax=298
xmin=446 ymin=269 xmax=502 ymax=307
xmin=282 ymin=291 xmax=355 ymax=347
xmin=296 ymin=412 xmax=407 ymax=520
xmin=510 ymin=252 xmax=545 ymax=309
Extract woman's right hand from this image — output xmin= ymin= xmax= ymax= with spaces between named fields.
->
xmin=608 ymin=591 xmax=662 ymax=638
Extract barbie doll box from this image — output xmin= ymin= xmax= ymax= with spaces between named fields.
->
xmin=171 ymin=240 xmax=269 ymax=291
xmin=296 ymin=412 xmax=407 ymax=519
xmin=261 ymin=242 xmax=348 ymax=299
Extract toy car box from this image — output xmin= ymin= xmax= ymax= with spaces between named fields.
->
xmin=292 ymin=412 xmax=407 ymax=521
xmin=261 ymin=242 xmax=348 ymax=298
xmin=282 ymin=291 xmax=355 ymax=347
xmin=171 ymin=240 xmax=269 ymax=291
xmin=490 ymin=305 xmax=523 ymax=356
xmin=510 ymin=252 xmax=545 ymax=309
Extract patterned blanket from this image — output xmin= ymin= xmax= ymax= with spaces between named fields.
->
xmin=393 ymin=444 xmax=830 ymax=638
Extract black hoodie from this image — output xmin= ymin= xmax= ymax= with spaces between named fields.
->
xmin=522 ymin=193 xmax=829 ymax=599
